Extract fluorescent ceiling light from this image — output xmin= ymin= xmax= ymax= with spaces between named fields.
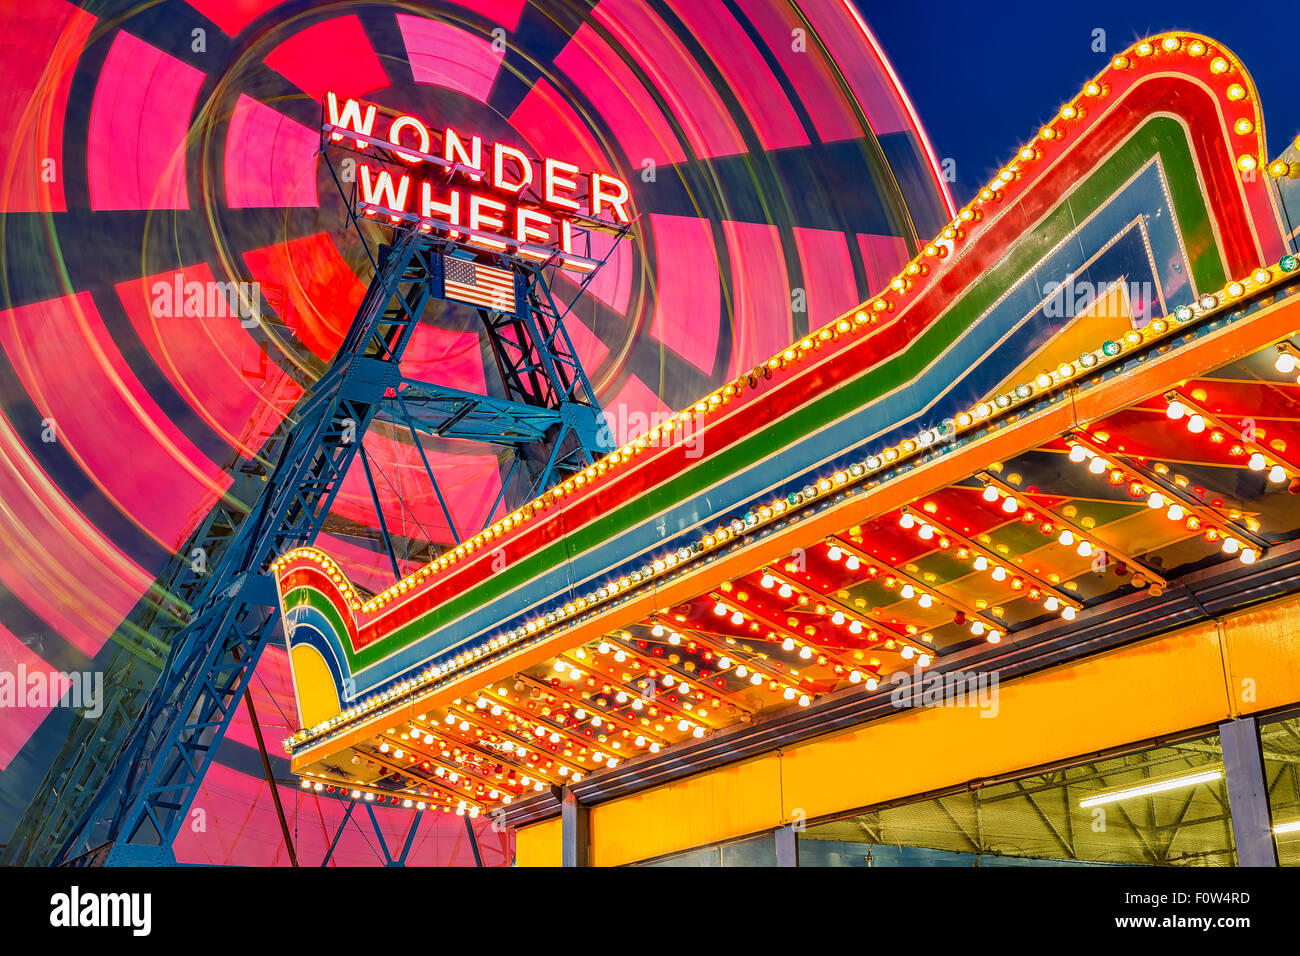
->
xmin=1078 ymin=769 xmax=1222 ymax=808
xmin=1273 ymin=820 xmax=1300 ymax=836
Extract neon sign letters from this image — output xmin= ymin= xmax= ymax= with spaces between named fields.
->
xmin=324 ymin=92 xmax=631 ymax=272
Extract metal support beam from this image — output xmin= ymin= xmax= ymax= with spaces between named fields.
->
xmin=1220 ymin=716 xmax=1279 ymax=866
xmin=365 ymin=804 xmax=394 ymax=865
xmin=560 ymin=786 xmax=590 ymax=867
xmin=775 ymin=824 xmax=800 ymax=867
xmin=244 ymin=684 xmax=298 ymax=867
xmin=398 ymin=810 xmax=424 ymax=866
xmin=383 ymin=379 xmax=565 ymax=445
xmin=464 ymin=815 xmax=483 ymax=867
xmin=321 ymin=800 xmax=357 ymax=867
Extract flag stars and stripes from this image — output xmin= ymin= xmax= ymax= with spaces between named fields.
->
xmin=444 ymin=257 xmax=516 ymax=312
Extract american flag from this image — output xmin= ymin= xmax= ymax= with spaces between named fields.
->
xmin=443 ymin=256 xmax=516 ymax=312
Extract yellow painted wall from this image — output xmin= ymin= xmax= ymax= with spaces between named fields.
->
xmin=516 ymin=817 xmax=562 ymax=867
xmin=515 ymin=593 xmax=1300 ymax=866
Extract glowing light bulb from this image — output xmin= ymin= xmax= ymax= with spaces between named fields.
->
xmin=1062 ymin=605 xmax=1077 ymax=621
xmin=730 ymin=611 xmax=743 ymax=625
xmin=828 ymin=546 xmax=843 ymax=561
xmin=918 ymin=593 xmax=933 ymax=608
xmin=1088 ymin=457 xmax=1107 ymax=475
xmin=713 ymin=601 xmax=727 ymax=615
xmin=1222 ymin=537 xmax=1240 ymax=554
xmin=1187 ymin=414 xmax=1206 ymax=434
xmin=1248 ymin=453 xmax=1267 ymax=471
xmin=760 ymin=574 xmax=775 ymax=588
xmin=1077 ymin=540 xmax=1093 ymax=557
xmin=782 ymin=637 xmax=796 ymax=651
xmin=846 ymin=556 xmax=861 ymax=570
xmin=1166 ymin=401 xmax=1185 ymax=420
xmin=1044 ymin=596 xmax=1059 ymax=611
xmin=1167 ymin=504 xmax=1184 ymax=521
xmin=899 ymin=513 xmax=916 ymax=529
xmin=1270 ymin=464 xmax=1287 ymax=483
xmin=651 ymin=623 xmax=664 ymax=637
xmin=1058 ymin=529 xmax=1075 ymax=546
xmin=1069 ymin=444 xmax=1088 ymax=463
xmin=1240 ymin=548 xmax=1258 ymax=564
xmin=1002 ymin=496 xmax=1019 ymax=513
xmin=1147 ymin=492 xmax=1164 ymax=509
xmin=849 ymin=620 xmax=863 ymax=634
xmin=970 ymin=621 xmax=985 ymax=636
xmin=973 ymin=555 xmax=989 ymax=571
xmin=831 ymin=611 xmax=846 ymax=625
xmin=918 ymin=524 xmax=935 ymax=540
xmin=718 ymin=657 xmax=731 ymax=669
xmin=849 ymin=670 xmax=862 ymax=683
xmin=900 ymin=584 xmax=915 ymax=599
xmin=982 ymin=486 xmax=999 ymax=502
xmin=987 ymin=630 xmax=1002 ymax=644
xmin=778 ymin=584 xmax=793 ymax=599
xmin=901 ymin=646 xmax=915 ymax=659
xmin=992 ymin=566 xmax=1007 ymax=582
xmin=1276 ymin=351 xmax=1297 ymax=374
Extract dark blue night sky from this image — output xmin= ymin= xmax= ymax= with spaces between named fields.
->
xmin=864 ymin=1 xmax=1300 ymax=204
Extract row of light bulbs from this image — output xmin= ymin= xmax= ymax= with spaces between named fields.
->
xmin=758 ymin=565 xmax=935 ymax=657
xmin=1067 ymin=442 xmax=1260 ymax=564
xmin=378 ymin=726 xmax=530 ymax=800
xmin=981 ymin=481 xmax=1107 ymax=568
xmin=569 ymin=643 xmax=710 ymax=743
xmin=745 ymin=577 xmax=891 ymax=686
xmin=297 ymin=776 xmax=479 ymax=814
xmin=543 ymin=657 xmax=689 ymax=748
xmin=823 ymin=542 xmax=994 ymax=647
xmin=1166 ymin=398 xmax=1291 ymax=484
xmin=897 ymin=510 xmax=1079 ymax=623
xmin=449 ymin=691 xmax=605 ymax=778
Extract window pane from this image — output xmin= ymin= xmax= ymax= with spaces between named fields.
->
xmin=632 ymin=831 xmax=776 ymax=866
xmin=1260 ymin=712 xmax=1300 ymax=866
xmin=799 ymin=733 xmax=1235 ymax=866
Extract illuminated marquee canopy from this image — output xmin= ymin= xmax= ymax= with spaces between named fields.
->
xmin=325 ymin=92 xmax=631 ymax=273
xmin=271 ymin=34 xmax=1300 ymax=821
